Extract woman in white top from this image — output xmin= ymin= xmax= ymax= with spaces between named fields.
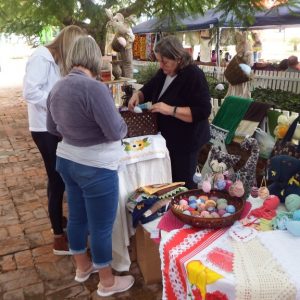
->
xmin=23 ymin=25 xmax=85 ymax=255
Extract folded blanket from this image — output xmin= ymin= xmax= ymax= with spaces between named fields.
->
xmin=212 ymin=96 xmax=253 ymax=144
xmin=234 ymin=101 xmax=271 ymax=142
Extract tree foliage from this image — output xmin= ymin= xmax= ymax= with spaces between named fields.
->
xmin=0 ymin=0 xmax=298 ymax=52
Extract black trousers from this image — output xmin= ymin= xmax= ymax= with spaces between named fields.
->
xmin=169 ymin=149 xmax=199 ymax=190
xmin=31 ymin=132 xmax=65 ymax=235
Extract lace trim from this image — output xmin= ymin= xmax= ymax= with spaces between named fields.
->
xmin=233 ymin=238 xmax=296 ymax=300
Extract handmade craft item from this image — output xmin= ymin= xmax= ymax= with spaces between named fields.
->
xmin=250 ymin=195 xmax=280 ymax=220
xmin=267 ymin=155 xmax=300 ymax=202
xmin=257 ymin=176 xmax=269 ymax=200
xmin=272 ymin=115 xmax=300 ymax=159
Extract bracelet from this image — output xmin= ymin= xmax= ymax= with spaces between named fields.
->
xmin=172 ymin=106 xmax=177 ymax=117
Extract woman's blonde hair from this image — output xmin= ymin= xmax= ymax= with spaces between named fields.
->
xmin=46 ymin=25 xmax=85 ymax=75
xmin=66 ymin=36 xmax=102 ymax=76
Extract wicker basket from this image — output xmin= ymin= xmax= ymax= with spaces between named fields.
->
xmin=121 ymin=111 xmax=158 ymax=138
xmin=224 ymin=55 xmax=250 ymax=85
xmin=171 ymin=189 xmax=245 ymax=229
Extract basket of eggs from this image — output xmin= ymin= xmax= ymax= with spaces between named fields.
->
xmin=171 ymin=189 xmax=245 ymax=229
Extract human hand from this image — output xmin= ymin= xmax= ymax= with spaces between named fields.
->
xmin=150 ymin=102 xmax=173 ymax=116
xmin=128 ymin=92 xmax=140 ymax=111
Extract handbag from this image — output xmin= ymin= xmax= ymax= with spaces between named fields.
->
xmin=224 ymin=55 xmax=250 ymax=85
xmin=272 ymin=115 xmax=300 ymax=159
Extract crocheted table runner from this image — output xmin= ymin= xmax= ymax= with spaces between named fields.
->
xmin=233 ymin=238 xmax=296 ymax=300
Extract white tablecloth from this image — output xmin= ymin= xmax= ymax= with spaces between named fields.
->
xmin=111 ymin=134 xmax=172 ymax=271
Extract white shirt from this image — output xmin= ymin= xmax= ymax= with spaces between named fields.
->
xmin=57 ymin=140 xmax=123 ymax=171
xmin=23 ymin=46 xmax=61 ymax=131
xmin=158 ymin=74 xmax=177 ymax=99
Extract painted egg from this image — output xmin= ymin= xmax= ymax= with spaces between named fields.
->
xmin=202 ymin=180 xmax=211 ymax=193
xmin=193 ymin=172 xmax=202 ymax=184
xmin=258 ymin=187 xmax=269 ymax=200
xmin=226 ymin=205 xmax=236 ymax=214
xmin=218 ymin=209 xmax=226 ymax=216
xmin=189 ymin=202 xmax=198 ymax=210
xmin=183 ymin=210 xmax=192 ymax=216
xmin=211 ymin=212 xmax=220 ymax=218
xmin=216 ymin=179 xmax=226 ymax=190
xmin=200 ymin=211 xmax=210 ymax=218
xmin=223 ymin=213 xmax=232 ymax=217
xmin=188 ymin=195 xmax=197 ymax=201
xmin=179 ymin=199 xmax=188 ymax=206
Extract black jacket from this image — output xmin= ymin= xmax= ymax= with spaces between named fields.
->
xmin=140 ymin=64 xmax=211 ymax=153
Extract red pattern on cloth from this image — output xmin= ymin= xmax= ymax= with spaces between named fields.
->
xmin=162 ymin=228 xmax=227 ymax=299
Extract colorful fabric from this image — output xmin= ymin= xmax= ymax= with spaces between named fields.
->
xmin=212 ymin=96 xmax=253 ymax=144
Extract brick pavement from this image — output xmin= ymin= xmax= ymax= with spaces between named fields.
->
xmin=0 ymin=86 xmax=162 ymax=300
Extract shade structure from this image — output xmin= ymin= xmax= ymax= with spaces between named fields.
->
xmin=133 ymin=4 xmax=300 ymax=34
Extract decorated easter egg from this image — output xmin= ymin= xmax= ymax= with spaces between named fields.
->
xmin=193 ymin=172 xmax=202 ymax=184
xmin=218 ymin=209 xmax=226 ymax=216
xmin=200 ymin=211 xmax=210 ymax=218
xmin=257 ymin=186 xmax=269 ymax=200
xmin=226 ymin=205 xmax=236 ymax=214
xmin=188 ymin=196 xmax=197 ymax=202
xmin=179 ymin=199 xmax=188 ymax=206
xmin=210 ymin=212 xmax=220 ymax=218
xmin=189 ymin=202 xmax=198 ymax=210
xmin=216 ymin=179 xmax=226 ymax=190
xmin=223 ymin=213 xmax=232 ymax=217
xmin=216 ymin=198 xmax=228 ymax=205
xmin=183 ymin=210 xmax=192 ymax=216
xmin=225 ymin=180 xmax=233 ymax=191
xmin=197 ymin=203 xmax=206 ymax=212
xmin=202 ymin=180 xmax=211 ymax=193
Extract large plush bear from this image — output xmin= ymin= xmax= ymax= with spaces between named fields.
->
xmin=267 ymin=155 xmax=300 ymax=202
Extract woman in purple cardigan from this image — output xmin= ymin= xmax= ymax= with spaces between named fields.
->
xmin=129 ymin=35 xmax=212 ymax=189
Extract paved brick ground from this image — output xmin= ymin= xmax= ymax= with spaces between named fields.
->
xmin=0 ymin=86 xmax=162 ymax=300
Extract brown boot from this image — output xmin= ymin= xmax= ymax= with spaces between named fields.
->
xmin=53 ymin=234 xmax=72 ymax=256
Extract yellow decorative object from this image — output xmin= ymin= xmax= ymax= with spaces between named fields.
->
xmin=186 ymin=260 xmax=223 ymax=299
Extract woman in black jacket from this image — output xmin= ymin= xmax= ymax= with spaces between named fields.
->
xmin=128 ymin=35 xmax=211 ymax=189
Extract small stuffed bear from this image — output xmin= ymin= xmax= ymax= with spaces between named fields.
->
xmin=268 ymin=155 xmax=300 ymax=202
xmin=209 ymin=146 xmax=241 ymax=173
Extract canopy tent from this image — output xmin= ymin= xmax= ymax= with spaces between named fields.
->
xmin=133 ymin=5 xmax=300 ymax=34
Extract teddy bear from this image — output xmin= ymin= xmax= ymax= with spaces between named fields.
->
xmin=267 ymin=155 xmax=300 ymax=202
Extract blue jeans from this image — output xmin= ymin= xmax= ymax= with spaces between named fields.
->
xmin=56 ymin=157 xmax=119 ymax=268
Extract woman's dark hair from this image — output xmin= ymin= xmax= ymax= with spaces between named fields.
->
xmin=278 ymin=58 xmax=288 ymax=71
xmin=154 ymin=35 xmax=193 ymax=69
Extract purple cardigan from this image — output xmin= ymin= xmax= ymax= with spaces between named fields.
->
xmin=47 ymin=69 xmax=127 ymax=146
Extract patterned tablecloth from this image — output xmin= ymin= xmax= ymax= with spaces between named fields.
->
xmin=159 ymin=197 xmax=300 ymax=300
xmin=111 ymin=134 xmax=172 ymax=272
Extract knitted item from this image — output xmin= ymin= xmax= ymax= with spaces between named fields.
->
xmin=250 ymin=195 xmax=280 ymax=220
xmin=233 ymin=238 xmax=296 ymax=300
xmin=212 ymin=96 xmax=253 ymax=144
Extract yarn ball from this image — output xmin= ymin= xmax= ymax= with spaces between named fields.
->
xmin=293 ymin=210 xmax=300 ymax=221
xmin=263 ymin=195 xmax=280 ymax=210
xmin=285 ymin=194 xmax=300 ymax=212
xmin=286 ymin=220 xmax=300 ymax=237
